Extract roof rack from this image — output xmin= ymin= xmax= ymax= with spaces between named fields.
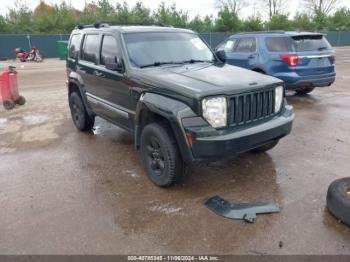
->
xmin=235 ymin=31 xmax=286 ymax=35
xmin=75 ymin=22 xmax=170 ymax=30
xmin=76 ymin=22 xmax=109 ymax=30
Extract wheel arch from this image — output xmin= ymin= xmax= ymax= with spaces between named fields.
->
xmin=134 ymin=93 xmax=197 ymax=163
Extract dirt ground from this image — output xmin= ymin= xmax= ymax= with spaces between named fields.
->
xmin=0 ymin=48 xmax=349 ymax=255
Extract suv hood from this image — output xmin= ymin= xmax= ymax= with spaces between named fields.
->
xmin=132 ymin=63 xmax=283 ymax=99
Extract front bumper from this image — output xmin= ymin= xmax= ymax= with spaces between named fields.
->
xmin=182 ymin=105 xmax=294 ymax=161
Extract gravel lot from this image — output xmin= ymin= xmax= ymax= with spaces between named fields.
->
xmin=0 ymin=47 xmax=349 ymax=255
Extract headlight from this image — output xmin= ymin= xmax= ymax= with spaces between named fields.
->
xmin=275 ymin=86 xmax=284 ymax=113
xmin=202 ymin=96 xmax=227 ymax=128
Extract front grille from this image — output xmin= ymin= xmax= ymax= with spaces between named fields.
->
xmin=228 ymin=88 xmax=276 ymax=126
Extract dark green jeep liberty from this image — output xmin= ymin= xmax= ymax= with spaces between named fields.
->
xmin=67 ymin=23 xmax=294 ymax=187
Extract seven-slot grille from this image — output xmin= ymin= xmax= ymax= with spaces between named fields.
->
xmin=228 ymin=88 xmax=276 ymax=126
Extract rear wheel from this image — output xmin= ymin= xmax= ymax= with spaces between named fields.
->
xmin=296 ymin=87 xmax=315 ymax=95
xmin=69 ymin=92 xmax=94 ymax=131
xmin=140 ymin=122 xmax=185 ymax=187
xmin=251 ymin=140 xmax=279 ymax=154
xmin=3 ymin=100 xmax=15 ymax=110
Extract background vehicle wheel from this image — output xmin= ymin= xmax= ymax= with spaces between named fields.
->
xmin=327 ymin=177 xmax=350 ymax=226
xmin=16 ymin=95 xmax=26 ymax=105
xmin=3 ymin=100 xmax=15 ymax=110
xmin=296 ymin=87 xmax=315 ymax=95
xmin=140 ymin=122 xmax=185 ymax=187
xmin=251 ymin=140 xmax=279 ymax=153
xmin=69 ymin=92 xmax=94 ymax=131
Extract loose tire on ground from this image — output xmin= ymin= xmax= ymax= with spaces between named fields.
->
xmin=69 ymin=92 xmax=95 ymax=131
xmin=296 ymin=87 xmax=315 ymax=95
xmin=3 ymin=100 xmax=15 ymax=110
xmin=251 ymin=140 xmax=279 ymax=154
xmin=327 ymin=177 xmax=350 ymax=226
xmin=140 ymin=122 xmax=185 ymax=187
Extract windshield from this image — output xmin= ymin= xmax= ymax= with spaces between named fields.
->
xmin=123 ymin=32 xmax=215 ymax=68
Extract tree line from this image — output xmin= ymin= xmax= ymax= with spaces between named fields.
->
xmin=0 ymin=0 xmax=349 ymax=34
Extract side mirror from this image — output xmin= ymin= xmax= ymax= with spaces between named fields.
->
xmin=215 ymin=50 xmax=226 ymax=63
xmin=105 ymin=57 xmax=124 ymax=73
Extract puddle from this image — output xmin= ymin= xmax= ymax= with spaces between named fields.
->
xmin=23 ymin=115 xmax=49 ymax=125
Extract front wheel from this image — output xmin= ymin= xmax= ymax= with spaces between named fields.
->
xmin=69 ymin=92 xmax=94 ymax=131
xmin=296 ymin=87 xmax=315 ymax=95
xmin=140 ymin=122 xmax=185 ymax=187
xmin=251 ymin=140 xmax=279 ymax=154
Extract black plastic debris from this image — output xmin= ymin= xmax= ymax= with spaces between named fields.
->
xmin=205 ymin=196 xmax=280 ymax=223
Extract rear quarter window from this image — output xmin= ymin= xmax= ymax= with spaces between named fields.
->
xmin=68 ymin=34 xmax=81 ymax=59
xmin=81 ymin=34 xmax=100 ymax=63
xmin=265 ymin=37 xmax=292 ymax=52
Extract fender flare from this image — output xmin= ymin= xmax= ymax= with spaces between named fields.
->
xmin=135 ymin=93 xmax=197 ymax=163
xmin=67 ymin=72 xmax=94 ymax=117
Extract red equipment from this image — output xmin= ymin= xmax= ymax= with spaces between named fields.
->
xmin=0 ymin=66 xmax=26 ymax=110
xmin=15 ymin=47 xmax=43 ymax=62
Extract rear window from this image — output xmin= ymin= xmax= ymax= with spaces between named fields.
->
xmin=68 ymin=34 xmax=81 ymax=59
xmin=291 ymin=35 xmax=331 ymax=52
xmin=265 ymin=37 xmax=292 ymax=52
xmin=81 ymin=34 xmax=100 ymax=63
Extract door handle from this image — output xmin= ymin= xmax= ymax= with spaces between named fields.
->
xmin=94 ymin=70 xmax=105 ymax=78
xmin=248 ymin=54 xmax=256 ymax=59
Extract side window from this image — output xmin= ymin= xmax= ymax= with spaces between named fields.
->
xmin=265 ymin=37 xmax=291 ymax=52
xmin=100 ymin=35 xmax=119 ymax=65
xmin=81 ymin=34 xmax=100 ymax=63
xmin=217 ymin=39 xmax=236 ymax=52
xmin=68 ymin=34 xmax=81 ymax=59
xmin=234 ymin=37 xmax=256 ymax=53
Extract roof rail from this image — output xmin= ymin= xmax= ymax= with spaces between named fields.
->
xmin=235 ymin=31 xmax=286 ymax=35
xmin=75 ymin=21 xmax=171 ymax=30
xmin=76 ymin=22 xmax=109 ymax=30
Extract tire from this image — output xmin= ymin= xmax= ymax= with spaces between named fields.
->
xmin=251 ymin=140 xmax=279 ymax=154
xmin=3 ymin=100 xmax=15 ymax=110
xmin=327 ymin=177 xmax=350 ymax=226
xmin=16 ymin=95 xmax=26 ymax=105
xmin=69 ymin=92 xmax=94 ymax=131
xmin=296 ymin=87 xmax=315 ymax=95
xmin=140 ymin=122 xmax=185 ymax=187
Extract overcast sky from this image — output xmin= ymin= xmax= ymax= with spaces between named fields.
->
xmin=0 ymin=0 xmax=349 ymax=20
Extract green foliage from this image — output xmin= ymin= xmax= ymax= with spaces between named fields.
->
xmin=266 ymin=14 xmax=293 ymax=31
xmin=243 ymin=13 xmax=264 ymax=32
xmin=293 ymin=13 xmax=315 ymax=31
xmin=215 ymin=6 xmax=242 ymax=32
xmin=328 ymin=8 xmax=350 ymax=30
xmin=1 ymin=0 xmax=350 ymax=34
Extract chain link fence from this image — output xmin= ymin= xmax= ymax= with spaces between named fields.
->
xmin=0 ymin=31 xmax=349 ymax=59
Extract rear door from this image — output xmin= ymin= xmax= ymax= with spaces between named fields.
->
xmin=291 ymin=34 xmax=335 ymax=76
xmin=229 ymin=37 xmax=258 ymax=69
xmin=90 ymin=34 xmax=132 ymax=130
xmin=77 ymin=33 xmax=102 ymax=113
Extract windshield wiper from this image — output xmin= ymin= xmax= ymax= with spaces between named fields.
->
xmin=181 ymin=59 xmax=213 ymax=64
xmin=139 ymin=61 xmax=183 ymax=68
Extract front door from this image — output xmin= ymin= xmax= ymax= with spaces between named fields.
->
xmin=87 ymin=34 xmax=133 ymax=131
xmin=230 ymin=37 xmax=258 ymax=69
